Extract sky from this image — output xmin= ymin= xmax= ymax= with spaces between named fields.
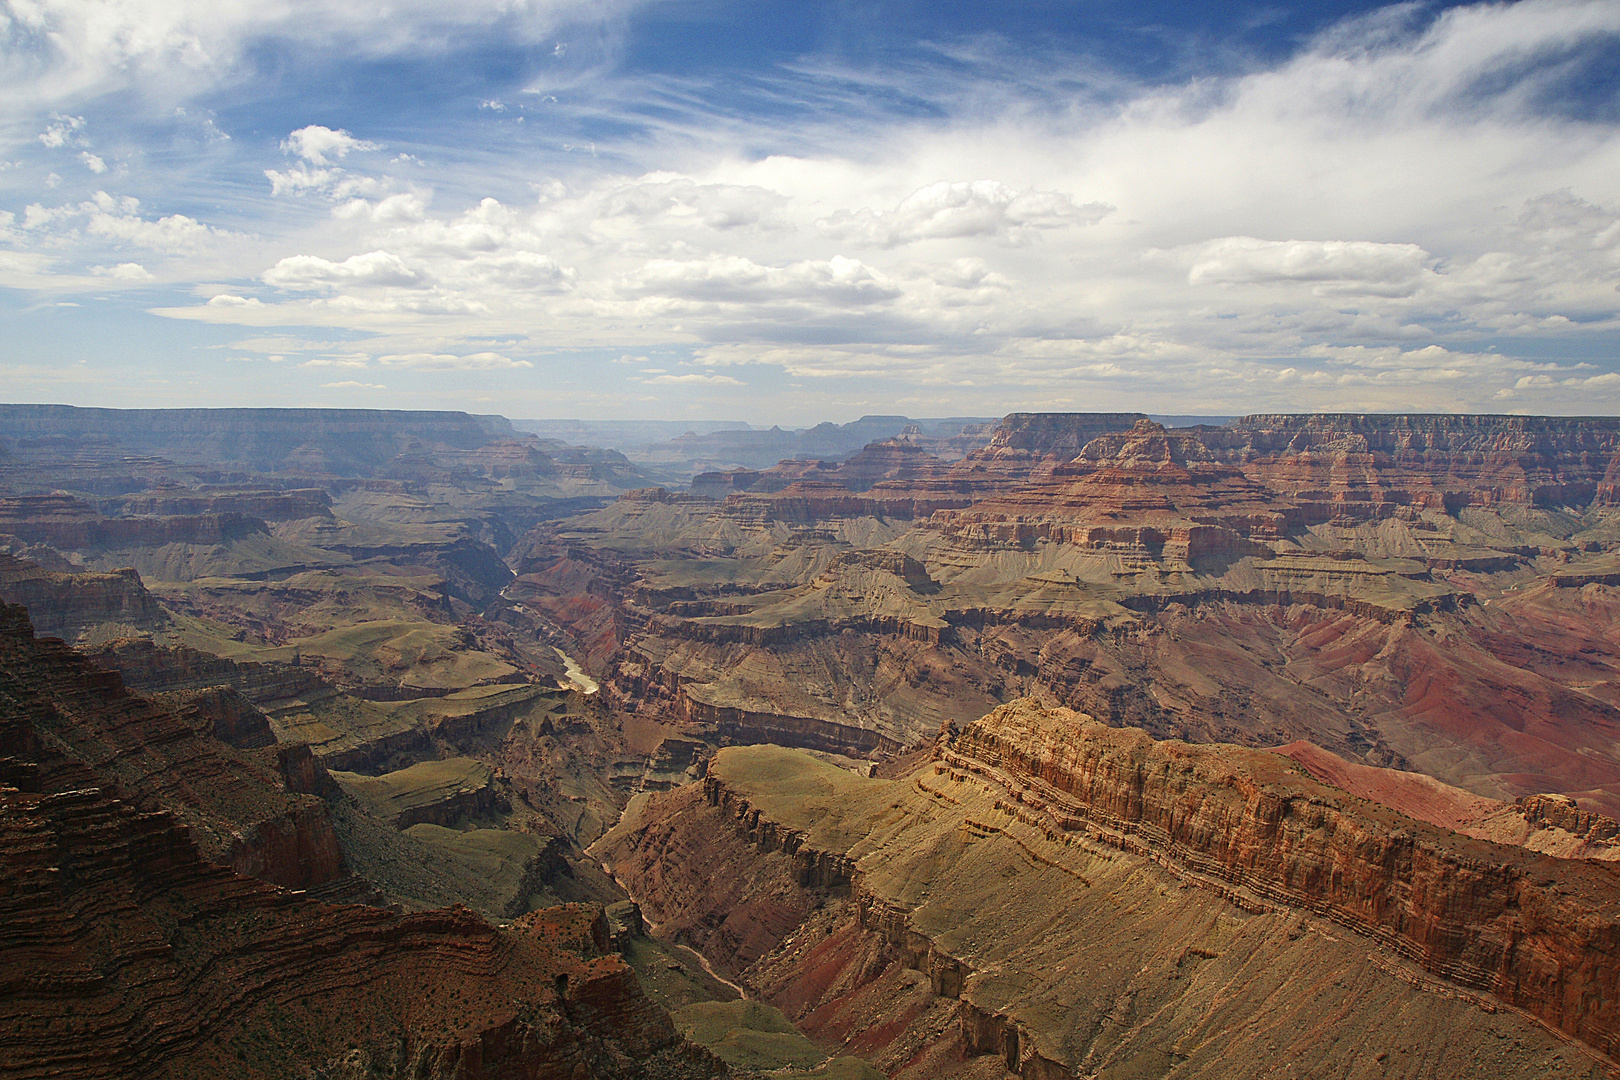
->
xmin=1 ymin=0 xmax=1619 ymax=424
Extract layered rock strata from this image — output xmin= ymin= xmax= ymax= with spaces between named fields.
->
xmin=0 ymin=773 xmax=718 ymax=1079
xmin=947 ymin=701 xmax=1620 ymax=1055
xmin=0 ymin=602 xmax=343 ymax=891
xmin=0 ymin=494 xmax=268 ymax=549
xmin=0 ymin=599 xmax=722 ymax=1080
xmin=0 ymin=554 xmax=170 ymax=643
xmin=1209 ymin=414 xmax=1620 ymax=518
xmin=517 ymin=410 xmax=1620 ymax=823
xmin=599 ymin=701 xmax=1620 ymax=1078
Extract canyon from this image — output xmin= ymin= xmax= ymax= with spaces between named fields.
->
xmin=4 ymin=404 xmax=1620 ymax=1076
xmin=597 ymin=703 xmax=1620 ymax=1078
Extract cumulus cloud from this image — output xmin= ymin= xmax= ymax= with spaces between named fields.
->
xmin=620 ymin=255 xmax=900 ymax=305
xmin=21 ymin=191 xmax=223 ymax=252
xmin=281 ymin=125 xmax=379 ymax=165
xmin=333 ymin=193 xmax=428 ymax=223
xmin=263 ymin=250 xmax=422 ymax=290
xmin=91 ymin=261 xmax=153 ymax=280
xmin=817 ymin=181 xmax=1110 ymax=248
xmin=589 ymin=177 xmax=791 ymax=233
xmin=1181 ymin=237 xmax=1435 ymax=296
xmin=264 ymin=165 xmax=338 ymax=196
xmin=21 ymin=0 xmax=1619 ymax=415
xmin=37 ymin=115 xmax=85 ymax=148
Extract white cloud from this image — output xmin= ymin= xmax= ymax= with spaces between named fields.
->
xmin=321 ymin=380 xmax=388 ymax=389
xmin=374 ymin=352 xmax=532 ymax=370
xmin=281 ymin=125 xmax=379 ymax=165
xmin=91 ymin=261 xmax=153 ymax=280
xmin=78 ymin=151 xmax=107 ymax=173
xmin=333 ymin=193 xmax=429 ymax=223
xmin=817 ymin=180 xmax=1110 ymax=248
xmin=588 ymin=176 xmax=791 ymax=233
xmin=20 ymin=192 xmax=224 ymax=253
xmin=4 ymin=0 xmax=634 ymax=106
xmin=1180 ymin=237 xmax=1434 ymax=296
xmin=263 ymin=250 xmax=422 ymax=290
xmin=640 ymin=372 xmax=742 ymax=384
xmin=619 ymin=254 xmax=900 ymax=305
xmin=264 ymin=165 xmax=338 ymax=196
xmin=38 ymin=115 xmax=85 ymax=148
xmin=9 ymin=0 xmax=1616 ymax=415
xmin=87 ymin=209 xmax=212 ymax=249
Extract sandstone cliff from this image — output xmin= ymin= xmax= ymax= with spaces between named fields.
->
xmin=0 ymin=494 xmax=268 ymax=550
xmin=0 ymin=602 xmax=342 ymax=891
xmin=1208 ymin=413 xmax=1620 ymax=518
xmin=0 ymin=773 xmax=718 ymax=1079
xmin=598 ymin=704 xmax=1620 ymax=1078
xmin=948 ymin=700 xmax=1620 ymax=1055
xmin=0 ymin=554 xmax=170 ymax=644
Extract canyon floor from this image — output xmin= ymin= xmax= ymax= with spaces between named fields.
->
xmin=4 ymin=405 xmax=1620 ymax=1077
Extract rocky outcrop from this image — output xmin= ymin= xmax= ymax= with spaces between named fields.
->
xmin=0 ymin=494 xmax=269 ymax=549
xmin=932 ymin=420 xmax=1292 ymax=558
xmin=0 ymin=595 xmax=722 ymax=1079
xmin=1207 ymin=413 xmax=1620 ymax=517
xmin=111 ymin=487 xmax=334 ymax=520
xmin=0 ymin=602 xmax=343 ymax=892
xmin=948 ymin=700 xmax=1620 ymax=1057
xmin=84 ymin=636 xmax=327 ymax=701
xmin=315 ymin=534 xmax=515 ymax=606
xmin=0 ymin=773 xmax=719 ymax=1079
xmin=0 ymin=554 xmax=170 ymax=643
xmin=600 ymin=739 xmax=1613 ymax=1079
xmin=701 ymin=776 xmax=858 ymax=890
xmin=967 ymin=412 xmax=1150 ymax=478
xmin=1276 ymin=740 xmax=1620 ymax=860
xmin=149 ymin=685 xmax=276 ymax=750
xmin=1518 ymin=792 xmax=1620 ymax=845
xmin=332 ymin=757 xmax=500 ymax=830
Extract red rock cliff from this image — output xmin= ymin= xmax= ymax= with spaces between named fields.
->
xmin=948 ymin=700 xmax=1620 ymax=1057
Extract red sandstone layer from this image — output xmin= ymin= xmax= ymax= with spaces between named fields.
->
xmin=951 ymin=701 xmax=1620 ymax=1057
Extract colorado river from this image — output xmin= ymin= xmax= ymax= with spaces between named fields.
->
xmin=553 ymin=647 xmax=599 ymax=695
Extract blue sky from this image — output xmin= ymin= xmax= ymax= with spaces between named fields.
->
xmin=2 ymin=0 xmax=1619 ymax=422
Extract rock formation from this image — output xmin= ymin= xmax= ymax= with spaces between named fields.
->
xmin=0 ymin=554 xmax=170 ymax=644
xmin=1208 ymin=413 xmax=1620 ymax=519
xmin=516 ymin=411 xmax=1620 ymax=821
xmin=0 ymin=601 xmax=344 ymax=891
xmin=598 ymin=701 xmax=1620 ymax=1077
xmin=0 ymin=598 xmax=723 ymax=1080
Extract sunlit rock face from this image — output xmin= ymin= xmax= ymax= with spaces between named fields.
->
xmin=597 ymin=703 xmax=1620 ymax=1078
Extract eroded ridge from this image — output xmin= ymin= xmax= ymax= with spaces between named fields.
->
xmin=944 ymin=700 xmax=1620 ymax=1057
xmin=0 ymin=602 xmax=722 ymax=1080
xmin=604 ymin=710 xmax=1620 ymax=1078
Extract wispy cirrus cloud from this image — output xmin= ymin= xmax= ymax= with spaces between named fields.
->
xmin=1 ymin=0 xmax=639 ymax=106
